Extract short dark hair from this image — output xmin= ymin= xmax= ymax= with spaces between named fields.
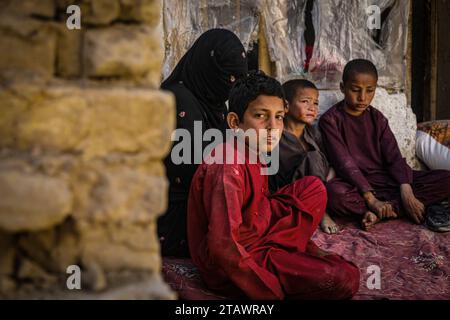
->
xmin=342 ymin=59 xmax=378 ymax=84
xmin=282 ymin=79 xmax=318 ymax=104
xmin=229 ymin=70 xmax=285 ymax=121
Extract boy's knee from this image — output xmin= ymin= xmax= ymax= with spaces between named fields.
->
xmin=332 ymin=260 xmax=360 ymax=299
xmin=291 ymin=176 xmax=326 ymax=196
xmin=314 ymin=256 xmax=360 ymax=299
xmin=301 ymin=176 xmax=326 ymax=193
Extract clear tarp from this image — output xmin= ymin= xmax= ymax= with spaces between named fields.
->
xmin=308 ymin=0 xmax=409 ymax=90
xmin=162 ymin=0 xmax=410 ymax=90
xmin=258 ymin=0 xmax=308 ymax=82
xmin=162 ymin=0 xmax=259 ymax=80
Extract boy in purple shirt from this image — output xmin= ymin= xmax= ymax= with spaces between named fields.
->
xmin=319 ymin=59 xmax=450 ymax=230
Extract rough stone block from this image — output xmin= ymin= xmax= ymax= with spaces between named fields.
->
xmin=78 ymin=221 xmax=161 ymax=272
xmin=56 ymin=23 xmax=83 ymax=78
xmin=84 ymin=0 xmax=121 ymax=25
xmin=15 ymin=86 xmax=175 ymax=160
xmin=1 ymin=0 xmax=55 ymax=18
xmin=84 ymin=24 xmax=163 ymax=84
xmin=0 ymin=16 xmax=57 ymax=78
xmin=73 ymin=163 xmax=168 ymax=222
xmin=0 ymin=233 xmax=15 ymax=276
xmin=17 ymin=220 xmax=80 ymax=273
xmin=56 ymin=0 xmax=120 ymax=26
xmin=0 ymin=170 xmax=73 ymax=232
xmin=120 ymin=0 xmax=161 ymax=25
xmin=17 ymin=258 xmax=57 ymax=284
xmin=0 ymin=86 xmax=30 ymax=148
xmin=86 ymin=274 xmax=176 ymax=299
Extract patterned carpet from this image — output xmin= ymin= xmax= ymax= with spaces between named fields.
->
xmin=312 ymin=217 xmax=449 ymax=300
xmin=162 ymin=217 xmax=449 ymax=300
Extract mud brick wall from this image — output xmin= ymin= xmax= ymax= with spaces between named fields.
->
xmin=0 ymin=0 xmax=176 ymax=299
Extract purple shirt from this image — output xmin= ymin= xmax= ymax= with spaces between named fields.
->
xmin=319 ymin=101 xmax=413 ymax=193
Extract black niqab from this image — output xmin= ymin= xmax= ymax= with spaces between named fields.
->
xmin=162 ymin=28 xmax=248 ymax=129
xmin=158 ymin=29 xmax=248 ymax=257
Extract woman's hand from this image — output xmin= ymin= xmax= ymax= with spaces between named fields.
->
xmin=363 ymin=192 xmax=397 ymax=219
xmin=400 ymin=184 xmax=425 ymax=224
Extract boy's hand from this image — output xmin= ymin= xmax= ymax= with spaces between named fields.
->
xmin=363 ymin=192 xmax=397 ymax=219
xmin=400 ymin=184 xmax=425 ymax=224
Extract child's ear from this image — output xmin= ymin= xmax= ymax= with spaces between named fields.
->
xmin=284 ymin=100 xmax=290 ymax=113
xmin=227 ymin=112 xmax=240 ymax=129
xmin=339 ymin=82 xmax=345 ymax=94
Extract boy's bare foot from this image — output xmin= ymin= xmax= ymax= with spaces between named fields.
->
xmin=320 ymin=212 xmax=340 ymax=234
xmin=362 ymin=211 xmax=380 ymax=231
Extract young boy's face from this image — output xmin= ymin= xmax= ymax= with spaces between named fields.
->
xmin=287 ymin=87 xmax=319 ymax=125
xmin=229 ymin=95 xmax=285 ymax=153
xmin=340 ymin=72 xmax=377 ymax=116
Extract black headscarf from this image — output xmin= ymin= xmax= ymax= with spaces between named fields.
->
xmin=158 ymin=29 xmax=247 ymax=257
xmin=162 ymin=29 xmax=248 ymax=129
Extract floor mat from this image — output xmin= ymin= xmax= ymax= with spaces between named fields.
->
xmin=162 ymin=218 xmax=449 ymax=300
xmin=312 ymin=217 xmax=449 ymax=300
xmin=162 ymin=257 xmax=228 ymax=300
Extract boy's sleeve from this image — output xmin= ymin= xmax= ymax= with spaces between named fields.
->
xmin=201 ymin=164 xmax=284 ymax=300
xmin=319 ymin=114 xmax=373 ymax=193
xmin=311 ymin=125 xmax=326 ymax=154
xmin=378 ymin=115 xmax=413 ymax=185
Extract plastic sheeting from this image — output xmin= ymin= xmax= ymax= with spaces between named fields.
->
xmin=258 ymin=0 xmax=308 ymax=81
xmin=162 ymin=0 xmax=259 ymax=80
xmin=162 ymin=0 xmax=410 ymax=90
xmin=308 ymin=0 xmax=410 ymax=90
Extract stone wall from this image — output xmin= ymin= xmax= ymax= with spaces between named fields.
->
xmin=0 ymin=0 xmax=176 ymax=299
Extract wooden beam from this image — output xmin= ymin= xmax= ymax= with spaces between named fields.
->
xmin=435 ymin=0 xmax=450 ymax=120
xmin=258 ymin=13 xmax=275 ymax=76
xmin=430 ymin=0 xmax=438 ymax=121
xmin=406 ymin=0 xmax=413 ymax=106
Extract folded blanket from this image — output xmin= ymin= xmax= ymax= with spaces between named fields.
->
xmin=416 ymin=121 xmax=450 ymax=171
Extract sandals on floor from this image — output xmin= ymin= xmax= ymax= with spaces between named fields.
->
xmin=426 ymin=201 xmax=450 ymax=233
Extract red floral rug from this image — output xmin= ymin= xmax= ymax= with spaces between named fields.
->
xmin=162 ymin=217 xmax=449 ymax=300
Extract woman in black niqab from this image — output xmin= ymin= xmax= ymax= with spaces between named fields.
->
xmin=158 ymin=29 xmax=248 ymax=257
